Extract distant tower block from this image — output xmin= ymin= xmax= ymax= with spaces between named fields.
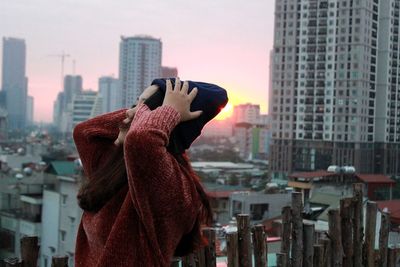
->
xmin=0 ymin=108 xmax=8 ymax=141
xmin=161 ymin=66 xmax=178 ymax=78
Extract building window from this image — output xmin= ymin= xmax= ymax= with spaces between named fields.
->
xmin=62 ymin=194 xmax=68 ymax=205
xmin=60 ymin=230 xmax=66 ymax=242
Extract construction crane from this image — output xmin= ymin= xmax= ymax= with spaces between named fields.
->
xmin=48 ymin=52 xmax=70 ymax=90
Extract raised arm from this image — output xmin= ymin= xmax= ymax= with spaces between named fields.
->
xmin=72 ymin=108 xmax=127 ymax=178
xmin=123 ymin=103 xmax=201 ymax=265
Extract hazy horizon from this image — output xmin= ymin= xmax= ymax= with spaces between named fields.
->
xmin=0 ymin=0 xmax=275 ymax=122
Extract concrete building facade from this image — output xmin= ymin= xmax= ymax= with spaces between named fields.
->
xmin=1 ymin=38 xmax=27 ymax=130
xmin=119 ymin=36 xmax=162 ymax=108
xmin=98 ymin=76 xmax=121 ymax=113
xmin=71 ymin=91 xmax=102 ymax=129
xmin=270 ymin=0 xmax=400 ymax=178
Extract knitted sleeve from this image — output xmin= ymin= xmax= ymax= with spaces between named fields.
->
xmin=72 ymin=109 xmax=128 ymax=179
xmin=123 ymin=103 xmax=200 ymax=266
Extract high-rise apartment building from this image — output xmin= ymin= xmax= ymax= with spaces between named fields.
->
xmin=53 ymin=75 xmax=83 ymax=132
xmin=99 ymin=76 xmax=121 ymax=113
xmin=63 ymin=75 xmax=83 ymax=105
xmin=161 ymin=66 xmax=178 ymax=78
xmin=232 ymin=104 xmax=262 ymax=124
xmin=71 ymin=90 xmax=102 ymax=128
xmin=1 ymin=38 xmax=27 ymax=130
xmin=270 ymin=0 xmax=400 ymax=178
xmin=119 ymin=36 xmax=162 ymax=108
xmin=26 ymin=95 xmax=34 ymax=126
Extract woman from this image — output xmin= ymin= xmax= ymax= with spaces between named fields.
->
xmin=73 ymin=78 xmax=228 ymax=266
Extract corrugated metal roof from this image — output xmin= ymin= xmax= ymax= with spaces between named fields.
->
xmin=47 ymin=161 xmax=75 ymax=176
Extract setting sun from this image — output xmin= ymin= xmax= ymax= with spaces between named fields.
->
xmin=215 ymin=103 xmax=233 ymax=120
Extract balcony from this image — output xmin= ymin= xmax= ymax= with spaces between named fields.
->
xmin=306 ymin=90 xmax=314 ymax=96
xmin=315 ymin=116 xmax=324 ymax=122
xmin=304 ymin=115 xmax=313 ymax=122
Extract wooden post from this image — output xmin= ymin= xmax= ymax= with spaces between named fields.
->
xmin=291 ymin=192 xmax=303 ymax=267
xmin=20 ymin=236 xmax=39 ymax=267
xmin=202 ymin=228 xmax=216 ymax=267
xmin=303 ymin=223 xmax=315 ymax=267
xmin=314 ymin=244 xmax=324 ymax=267
xmin=3 ymin=258 xmax=22 ymax=267
xmin=236 ymin=214 xmax=252 ymax=267
xmin=340 ymin=198 xmax=354 ymax=267
xmin=252 ymin=225 xmax=267 ymax=267
xmin=277 ymin=253 xmax=287 ymax=267
xmin=182 ymin=254 xmax=196 ymax=267
xmin=365 ymin=201 xmax=377 ymax=267
xmin=321 ymin=238 xmax=332 ymax=267
xmin=226 ymin=232 xmax=239 ymax=267
xmin=281 ymin=206 xmax=291 ymax=267
xmin=352 ymin=183 xmax=363 ymax=267
xmin=379 ymin=212 xmax=390 ymax=267
xmin=387 ymin=246 xmax=396 ymax=267
xmin=328 ymin=209 xmax=343 ymax=267
xmin=51 ymin=255 xmax=68 ymax=267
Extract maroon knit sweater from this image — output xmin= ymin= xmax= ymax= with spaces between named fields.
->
xmin=73 ymin=104 xmax=201 ymax=267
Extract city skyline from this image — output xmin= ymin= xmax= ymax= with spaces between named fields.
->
xmin=0 ymin=0 xmax=275 ymax=122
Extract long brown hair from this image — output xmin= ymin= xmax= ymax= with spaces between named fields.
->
xmin=77 ymin=143 xmax=213 ymax=256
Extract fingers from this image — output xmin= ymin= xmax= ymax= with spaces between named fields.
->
xmin=181 ymin=81 xmax=189 ymax=94
xmin=188 ymin=87 xmax=198 ymax=102
xmin=166 ymin=79 xmax=173 ymax=92
xmin=189 ymin=110 xmax=203 ymax=120
xmin=174 ymin=77 xmax=181 ymax=92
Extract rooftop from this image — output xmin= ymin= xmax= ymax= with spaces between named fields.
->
xmin=356 ymin=174 xmax=395 ymax=184
xmin=377 ymin=200 xmax=400 ymax=224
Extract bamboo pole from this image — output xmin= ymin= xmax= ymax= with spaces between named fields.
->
xmin=379 ymin=212 xmax=390 ymax=267
xmin=340 ymin=198 xmax=354 ymax=267
xmin=236 ymin=214 xmax=252 ymax=267
xmin=51 ymin=255 xmax=68 ymax=267
xmin=365 ymin=201 xmax=377 ymax=267
xmin=291 ymin=192 xmax=303 ymax=267
xmin=328 ymin=209 xmax=343 ymax=267
xmin=352 ymin=183 xmax=363 ymax=267
xmin=252 ymin=225 xmax=267 ymax=267
xmin=281 ymin=206 xmax=291 ymax=267
xmin=203 ymin=228 xmax=216 ymax=267
xmin=303 ymin=223 xmax=315 ymax=267
xmin=226 ymin=232 xmax=239 ymax=267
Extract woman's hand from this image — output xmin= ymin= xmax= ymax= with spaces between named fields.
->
xmin=162 ymin=78 xmax=202 ymax=122
xmin=114 ymin=85 xmax=159 ymax=146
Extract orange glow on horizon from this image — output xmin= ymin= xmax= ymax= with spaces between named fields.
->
xmin=215 ymin=103 xmax=233 ymax=120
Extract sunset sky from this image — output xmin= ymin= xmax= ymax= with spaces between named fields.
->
xmin=0 ymin=0 xmax=275 ymax=122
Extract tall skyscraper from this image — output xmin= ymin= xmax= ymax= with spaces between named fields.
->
xmin=26 ymin=95 xmax=34 ymax=126
xmin=119 ymin=36 xmax=162 ymax=108
xmin=270 ymin=0 xmax=400 ymax=178
xmin=63 ymin=75 xmax=83 ymax=105
xmin=1 ymin=37 xmax=27 ymax=130
xmin=53 ymin=75 xmax=83 ymax=131
xmin=98 ymin=76 xmax=121 ymax=113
